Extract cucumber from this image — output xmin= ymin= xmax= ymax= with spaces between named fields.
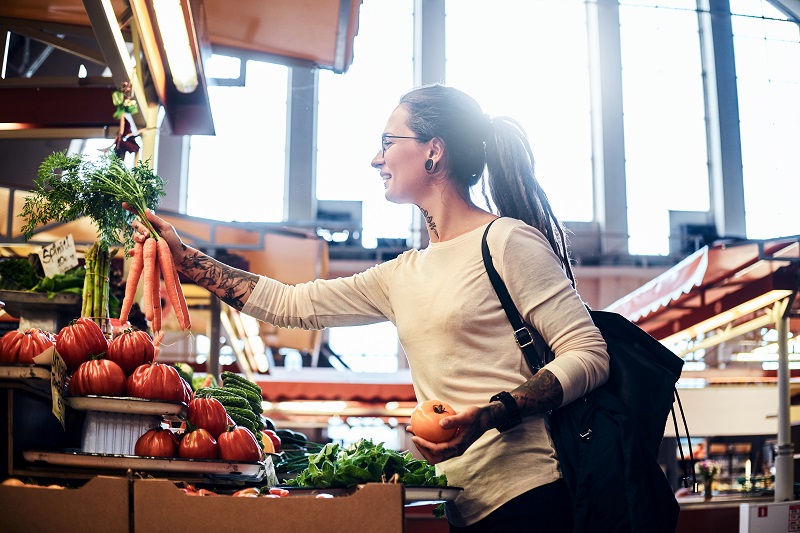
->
xmin=227 ymin=406 xmax=257 ymax=423
xmin=221 ymin=372 xmax=262 ymax=394
xmin=223 ymin=385 xmax=262 ymax=405
xmin=196 ymin=389 xmax=249 ymax=410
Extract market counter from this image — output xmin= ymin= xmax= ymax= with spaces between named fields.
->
xmin=676 ymin=493 xmax=774 ymax=533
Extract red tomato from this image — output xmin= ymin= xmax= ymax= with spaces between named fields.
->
xmin=261 ymin=429 xmax=282 ymax=453
xmin=268 ymin=487 xmax=289 ymax=498
xmin=0 ymin=329 xmax=55 ymax=364
xmin=68 ymin=359 xmax=127 ymax=396
xmin=134 ymin=427 xmax=179 ymax=458
xmin=179 ymin=428 xmax=219 ymax=460
xmin=127 ymin=362 xmax=192 ymax=403
xmin=218 ymin=426 xmax=263 ymax=462
xmin=410 ymin=399 xmax=458 ymax=443
xmin=187 ymin=397 xmax=229 ymax=439
xmin=56 ymin=318 xmax=108 ymax=372
xmin=106 ymin=328 xmax=155 ymax=375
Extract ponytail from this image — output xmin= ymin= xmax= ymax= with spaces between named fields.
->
xmin=483 ymin=117 xmax=576 ymax=287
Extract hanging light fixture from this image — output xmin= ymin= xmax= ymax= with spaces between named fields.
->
xmin=151 ymin=0 xmax=199 ymax=93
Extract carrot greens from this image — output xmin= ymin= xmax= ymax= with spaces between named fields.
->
xmin=20 ymin=150 xmax=165 ymax=250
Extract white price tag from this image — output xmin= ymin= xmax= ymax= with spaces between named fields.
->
xmin=38 ymin=234 xmax=79 ymax=278
xmin=50 ymin=350 xmax=68 ymax=429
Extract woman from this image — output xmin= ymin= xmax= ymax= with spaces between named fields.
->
xmin=129 ymin=84 xmax=609 ymax=531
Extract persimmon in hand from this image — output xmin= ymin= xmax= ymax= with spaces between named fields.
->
xmin=411 ymin=400 xmax=458 ymax=443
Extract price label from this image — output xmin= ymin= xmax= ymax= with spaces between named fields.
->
xmin=38 ymin=234 xmax=79 ymax=278
xmin=50 ymin=350 xmax=68 ymax=429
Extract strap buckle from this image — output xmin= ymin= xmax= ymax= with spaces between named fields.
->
xmin=514 ymin=327 xmax=534 ymax=349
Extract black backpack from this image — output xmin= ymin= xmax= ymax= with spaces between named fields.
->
xmin=482 ymin=222 xmax=689 ymax=533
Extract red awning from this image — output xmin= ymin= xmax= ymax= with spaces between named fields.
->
xmin=255 ymin=369 xmax=417 ymax=403
xmin=604 ymin=236 xmax=800 ymax=340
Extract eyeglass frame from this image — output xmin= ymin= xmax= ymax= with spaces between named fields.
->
xmin=381 ymin=134 xmax=423 ymax=157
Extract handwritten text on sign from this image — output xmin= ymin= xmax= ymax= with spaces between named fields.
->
xmin=39 ymin=234 xmax=79 ymax=277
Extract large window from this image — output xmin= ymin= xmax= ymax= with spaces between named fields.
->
xmin=445 ymin=0 xmax=594 ymax=223
xmin=731 ymin=1 xmax=800 ymax=239
xmin=316 ymin=0 xmax=415 ymax=248
xmin=317 ymin=0 xmax=414 ymax=369
xmin=187 ymin=60 xmax=288 ymax=222
xmin=619 ymin=1 xmax=710 ymax=256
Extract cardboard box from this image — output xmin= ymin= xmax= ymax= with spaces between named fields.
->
xmin=133 ymin=479 xmax=403 ymax=533
xmin=0 ymin=476 xmax=130 ymax=533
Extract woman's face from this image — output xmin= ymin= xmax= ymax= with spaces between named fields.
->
xmin=371 ymin=105 xmax=431 ymax=205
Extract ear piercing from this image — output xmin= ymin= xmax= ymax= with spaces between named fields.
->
xmin=425 ymin=158 xmax=434 ymax=171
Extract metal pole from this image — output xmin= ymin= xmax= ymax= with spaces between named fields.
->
xmin=774 ymin=298 xmax=793 ymax=502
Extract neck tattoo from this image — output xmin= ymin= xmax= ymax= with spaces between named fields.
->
xmin=420 ymin=208 xmax=439 ymax=239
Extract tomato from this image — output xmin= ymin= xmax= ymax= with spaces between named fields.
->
xmin=179 ymin=428 xmax=219 ymax=460
xmin=217 ymin=426 xmax=263 ymax=462
xmin=106 ymin=328 xmax=155 ymax=375
xmin=69 ymin=358 xmax=127 ymax=396
xmin=187 ymin=397 xmax=229 ymax=439
xmin=56 ymin=318 xmax=108 ymax=372
xmin=410 ymin=399 xmax=458 ymax=443
xmin=233 ymin=487 xmax=261 ymax=497
xmin=134 ymin=427 xmax=179 ymax=458
xmin=127 ymin=362 xmax=192 ymax=404
xmin=0 ymin=329 xmax=55 ymax=364
xmin=268 ymin=487 xmax=289 ymax=498
xmin=261 ymin=429 xmax=281 ymax=453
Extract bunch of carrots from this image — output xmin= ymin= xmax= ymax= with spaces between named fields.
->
xmin=119 ymin=231 xmax=191 ymax=337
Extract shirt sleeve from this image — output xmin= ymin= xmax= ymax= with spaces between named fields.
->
xmin=241 ymin=256 xmax=400 ymax=329
xmin=497 ymin=223 xmax=610 ymax=405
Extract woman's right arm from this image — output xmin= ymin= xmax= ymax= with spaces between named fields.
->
xmin=133 ymin=208 xmax=259 ymax=311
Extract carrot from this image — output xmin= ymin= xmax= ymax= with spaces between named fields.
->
xmin=142 ymin=237 xmax=158 ymax=323
xmin=151 ymin=247 xmax=162 ymax=333
xmin=156 ymin=237 xmax=190 ymax=331
xmin=119 ymin=240 xmax=144 ymax=324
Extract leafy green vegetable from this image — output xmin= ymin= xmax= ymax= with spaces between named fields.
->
xmin=285 ymin=438 xmax=448 ymax=489
xmin=19 ymin=150 xmax=165 ymax=250
xmin=0 ymin=258 xmax=41 ymax=290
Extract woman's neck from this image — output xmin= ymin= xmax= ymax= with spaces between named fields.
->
xmin=419 ymin=192 xmax=496 ymax=243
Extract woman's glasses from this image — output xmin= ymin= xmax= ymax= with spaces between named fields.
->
xmin=381 ymin=134 xmax=422 ymax=157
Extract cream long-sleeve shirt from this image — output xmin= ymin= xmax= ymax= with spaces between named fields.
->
xmin=243 ymin=216 xmax=609 ymax=526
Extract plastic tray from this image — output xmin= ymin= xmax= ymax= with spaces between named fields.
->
xmin=67 ymin=395 xmax=188 ymax=418
xmin=22 ymin=450 xmax=272 ymax=481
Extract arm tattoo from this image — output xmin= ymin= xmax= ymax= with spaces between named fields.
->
xmin=513 ymin=369 xmax=564 ymax=416
xmin=178 ymin=246 xmax=259 ymax=311
xmin=420 ymin=208 xmax=439 ymax=239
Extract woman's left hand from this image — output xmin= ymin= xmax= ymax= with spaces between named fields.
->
xmin=409 ymin=405 xmax=491 ymax=464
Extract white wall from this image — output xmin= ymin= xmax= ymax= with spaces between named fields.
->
xmin=665 ymin=385 xmax=782 ymax=438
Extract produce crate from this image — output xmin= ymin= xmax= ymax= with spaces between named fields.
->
xmin=0 ymin=476 xmax=130 ymax=533
xmin=133 ymin=479 xmax=404 ymax=533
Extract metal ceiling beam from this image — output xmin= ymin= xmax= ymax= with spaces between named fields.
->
xmin=81 ymin=0 xmax=158 ymax=131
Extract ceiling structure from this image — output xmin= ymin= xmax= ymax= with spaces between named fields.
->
xmin=0 ymin=0 xmax=363 ymax=139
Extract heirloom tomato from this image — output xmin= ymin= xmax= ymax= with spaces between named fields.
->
xmin=127 ymin=362 xmax=192 ymax=403
xmin=0 ymin=328 xmax=55 ymax=364
xmin=179 ymin=428 xmax=219 ymax=460
xmin=134 ymin=427 xmax=179 ymax=458
xmin=56 ymin=318 xmax=108 ymax=372
xmin=187 ymin=397 xmax=229 ymax=439
xmin=106 ymin=328 xmax=155 ymax=375
xmin=410 ymin=399 xmax=458 ymax=443
xmin=68 ymin=358 xmax=126 ymax=396
xmin=218 ymin=426 xmax=263 ymax=462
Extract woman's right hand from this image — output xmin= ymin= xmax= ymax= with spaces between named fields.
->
xmin=123 ymin=203 xmax=184 ymax=258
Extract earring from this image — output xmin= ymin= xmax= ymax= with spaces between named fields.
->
xmin=425 ymin=158 xmax=434 ymax=171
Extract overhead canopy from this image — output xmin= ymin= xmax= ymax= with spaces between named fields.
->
xmin=605 ymin=236 xmax=800 ymax=341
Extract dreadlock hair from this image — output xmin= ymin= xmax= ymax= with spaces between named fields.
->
xmin=399 ymin=84 xmax=576 ymax=286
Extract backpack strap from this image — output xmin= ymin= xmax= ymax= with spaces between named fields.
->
xmin=481 ymin=220 xmax=544 ymax=372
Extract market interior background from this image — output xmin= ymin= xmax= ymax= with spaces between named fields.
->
xmin=1 ymin=0 xmax=799 ymax=502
